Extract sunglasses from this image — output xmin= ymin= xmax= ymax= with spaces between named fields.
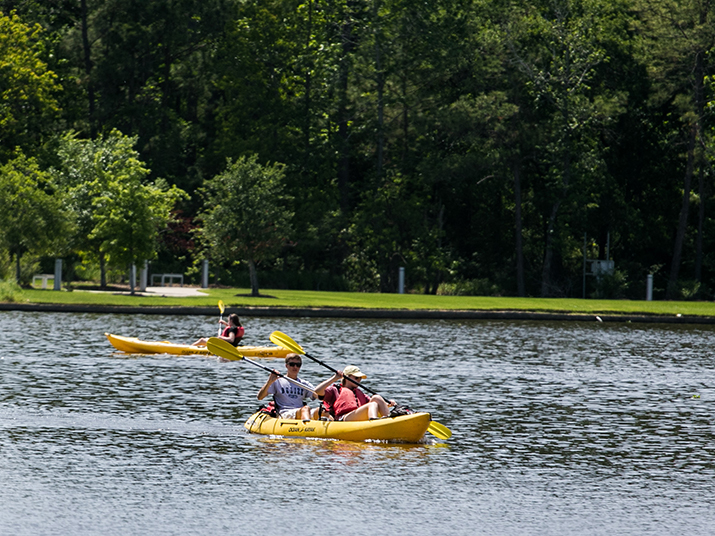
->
xmin=287 ymin=362 xmax=302 ymax=368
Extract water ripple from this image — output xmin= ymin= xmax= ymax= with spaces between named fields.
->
xmin=2 ymin=311 xmax=715 ymax=535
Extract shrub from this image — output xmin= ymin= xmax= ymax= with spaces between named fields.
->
xmin=677 ymin=279 xmax=702 ymax=300
xmin=590 ymin=270 xmax=628 ymax=299
xmin=0 ymin=279 xmax=25 ymax=302
xmin=437 ymin=278 xmax=500 ymax=296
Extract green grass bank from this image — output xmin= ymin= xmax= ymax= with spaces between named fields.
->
xmin=2 ymin=285 xmax=715 ymax=321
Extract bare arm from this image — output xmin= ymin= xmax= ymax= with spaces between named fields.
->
xmin=257 ymin=371 xmax=279 ymax=400
xmin=314 ymin=371 xmax=342 ymax=397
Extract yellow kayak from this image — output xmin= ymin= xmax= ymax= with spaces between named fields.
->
xmin=244 ymin=411 xmax=432 ymax=442
xmin=105 ymin=333 xmax=291 ymax=358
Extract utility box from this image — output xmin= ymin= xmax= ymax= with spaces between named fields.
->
xmin=591 ymin=260 xmax=614 ymax=276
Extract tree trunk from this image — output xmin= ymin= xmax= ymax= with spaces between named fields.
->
xmin=401 ymin=74 xmax=409 ymax=164
xmin=100 ymin=252 xmax=107 ymax=288
xmin=81 ymin=0 xmax=96 ymax=138
xmin=541 ymin=200 xmax=561 ymax=297
xmin=696 ymin=166 xmax=704 ymax=283
xmin=666 ymin=122 xmax=696 ymax=299
xmin=129 ymin=257 xmax=135 ymax=296
xmin=513 ymin=159 xmax=525 ymax=297
xmin=336 ymin=6 xmax=356 ymax=213
xmin=541 ymin=109 xmax=572 ymax=297
xmin=248 ymin=259 xmax=259 ymax=297
xmin=374 ymin=1 xmax=384 ymax=179
xmin=668 ymin=45 xmax=706 ymax=298
xmin=15 ymin=252 xmax=21 ymax=284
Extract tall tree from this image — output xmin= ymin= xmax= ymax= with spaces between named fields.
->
xmin=198 ymin=155 xmax=293 ymax=296
xmin=341 ymin=0 xmax=484 ymax=292
xmin=0 ymin=152 xmax=71 ymax=283
xmin=59 ymin=0 xmax=233 ymax=193
xmin=54 ymin=129 xmax=186 ymax=291
xmin=0 ymin=11 xmax=60 ymax=160
xmin=507 ymin=0 xmax=628 ymax=296
xmin=635 ymin=0 xmax=715 ymax=298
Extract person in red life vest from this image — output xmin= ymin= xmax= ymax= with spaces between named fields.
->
xmin=192 ymin=313 xmax=244 ymax=347
xmin=317 ymin=365 xmax=395 ymax=421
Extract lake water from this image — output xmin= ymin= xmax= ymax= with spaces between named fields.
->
xmin=1 ymin=310 xmax=714 ymax=535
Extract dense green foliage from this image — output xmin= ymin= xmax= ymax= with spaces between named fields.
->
xmin=0 ymin=152 xmax=71 ymax=281
xmin=0 ymin=278 xmax=24 ymax=302
xmin=0 ymin=11 xmax=60 ymax=161
xmin=3 ymin=0 xmax=715 ymax=300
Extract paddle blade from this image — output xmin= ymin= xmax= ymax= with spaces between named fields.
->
xmin=218 ymin=300 xmax=226 ymax=314
xmin=269 ymin=331 xmax=305 ymax=355
xmin=207 ymin=337 xmax=244 ymax=361
xmin=427 ymin=421 xmax=452 ymax=440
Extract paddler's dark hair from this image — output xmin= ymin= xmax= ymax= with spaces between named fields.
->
xmin=284 ymin=353 xmax=301 ymax=364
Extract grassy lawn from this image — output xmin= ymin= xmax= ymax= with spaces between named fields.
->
xmin=10 ymin=286 xmax=715 ymax=317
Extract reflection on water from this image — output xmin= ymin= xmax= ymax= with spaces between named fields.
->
xmin=2 ymin=311 xmax=715 ymax=535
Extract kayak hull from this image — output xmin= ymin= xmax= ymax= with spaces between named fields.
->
xmin=244 ymin=411 xmax=431 ymax=443
xmin=105 ymin=333 xmax=291 ymax=358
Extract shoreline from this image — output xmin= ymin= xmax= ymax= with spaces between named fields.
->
xmin=2 ymin=302 xmax=714 ymax=324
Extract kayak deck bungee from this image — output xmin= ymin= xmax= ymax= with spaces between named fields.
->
xmin=244 ymin=411 xmax=432 ymax=443
xmin=105 ymin=333 xmax=291 ymax=358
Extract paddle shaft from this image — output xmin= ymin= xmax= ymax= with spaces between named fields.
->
xmin=248 ymin=358 xmax=317 ymax=395
xmin=298 ymin=350 xmax=396 ymax=404
xmin=208 ymin=338 xmax=317 ymax=395
xmin=217 ymin=301 xmax=225 ymax=337
xmin=290 ymin=349 xmax=377 ymax=393
xmin=270 ymin=332 xmax=387 ymax=399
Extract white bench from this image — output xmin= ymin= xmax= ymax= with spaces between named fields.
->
xmin=150 ymin=273 xmax=184 ymax=287
xmin=32 ymin=274 xmax=54 ymax=289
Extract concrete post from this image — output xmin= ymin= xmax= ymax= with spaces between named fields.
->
xmin=646 ymin=274 xmax=653 ymax=301
xmin=202 ymin=259 xmax=209 ymax=288
xmin=130 ymin=264 xmax=136 ymax=291
xmin=398 ymin=267 xmax=405 ymax=294
xmin=54 ymin=259 xmax=62 ymax=291
xmin=140 ymin=261 xmax=148 ymax=292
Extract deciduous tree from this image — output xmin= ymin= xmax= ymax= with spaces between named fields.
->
xmin=198 ymin=155 xmax=293 ymax=296
xmin=54 ymin=129 xmax=187 ymax=291
xmin=0 ymin=152 xmax=71 ymax=283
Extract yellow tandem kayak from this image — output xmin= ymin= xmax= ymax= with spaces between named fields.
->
xmin=105 ymin=333 xmax=291 ymax=358
xmin=244 ymin=411 xmax=432 ymax=442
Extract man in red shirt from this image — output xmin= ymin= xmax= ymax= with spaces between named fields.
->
xmin=318 ymin=365 xmax=394 ymax=421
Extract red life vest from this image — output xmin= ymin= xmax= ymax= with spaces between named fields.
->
xmin=333 ymin=385 xmax=370 ymax=419
xmin=222 ymin=325 xmax=245 ymax=346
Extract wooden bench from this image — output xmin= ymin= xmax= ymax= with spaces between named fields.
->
xmin=150 ymin=273 xmax=184 ymax=287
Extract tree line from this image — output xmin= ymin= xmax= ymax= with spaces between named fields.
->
xmin=0 ymin=0 xmax=714 ymax=300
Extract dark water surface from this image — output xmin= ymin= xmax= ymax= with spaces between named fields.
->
xmin=1 ymin=311 xmax=714 ymax=535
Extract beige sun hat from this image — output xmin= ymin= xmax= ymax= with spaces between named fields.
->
xmin=343 ymin=365 xmax=367 ymax=379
